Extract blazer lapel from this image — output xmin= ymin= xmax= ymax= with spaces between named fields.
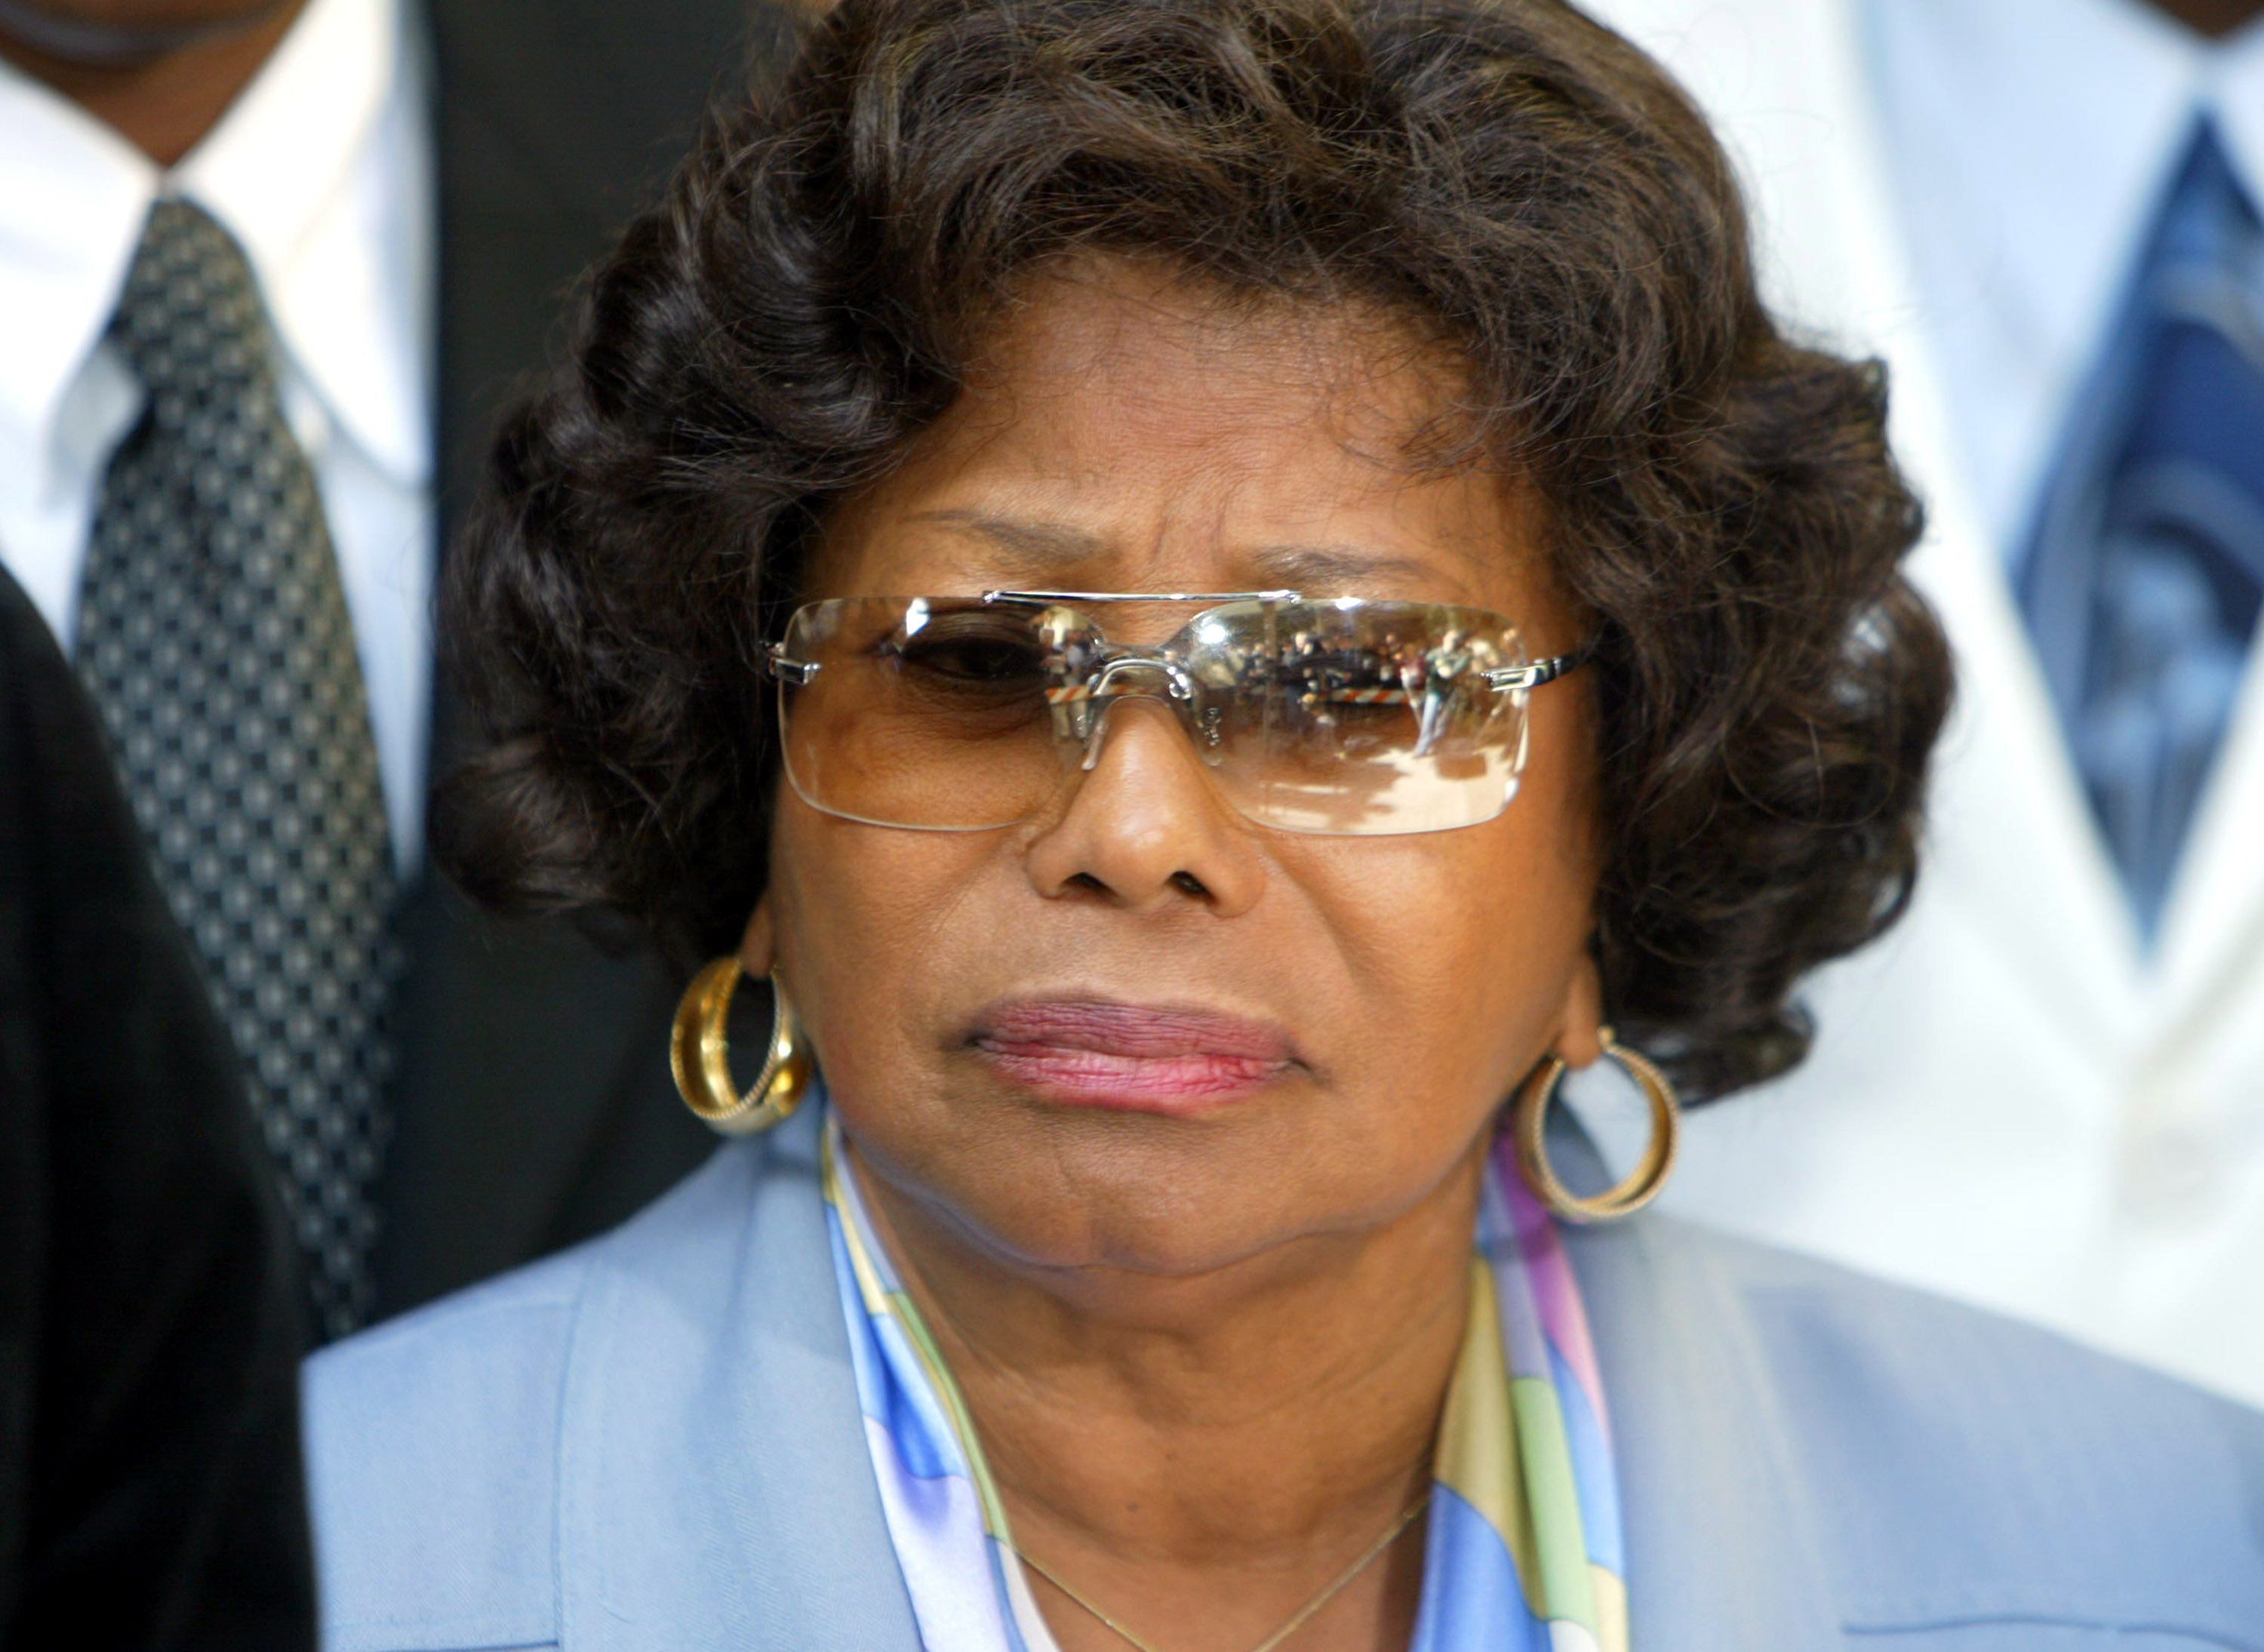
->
xmin=1564 ymin=1214 xmax=1846 ymax=1650
xmin=2152 ymin=649 xmax=2264 ymax=1027
xmin=1901 ymin=509 xmax=2147 ymax=1052
xmin=558 ymin=1106 xmax=922 ymax=1651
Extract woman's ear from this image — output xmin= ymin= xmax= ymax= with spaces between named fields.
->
xmin=1549 ymin=949 xmax=1606 ymax=1070
xmin=738 ymin=897 xmax=777 ymax=978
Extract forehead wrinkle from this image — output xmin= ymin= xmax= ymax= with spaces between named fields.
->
xmin=897 ymin=506 xmax=1189 ymax=592
xmin=887 ymin=509 xmax=1475 ymax=601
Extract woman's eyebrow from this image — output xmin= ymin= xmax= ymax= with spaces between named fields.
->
xmin=906 ymin=510 xmax=1104 ymax=571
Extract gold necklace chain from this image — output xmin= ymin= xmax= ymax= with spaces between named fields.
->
xmin=1012 ymin=1493 xmax=1431 ymax=1652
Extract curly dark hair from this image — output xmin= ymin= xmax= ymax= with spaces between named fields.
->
xmin=437 ymin=0 xmax=1952 ymax=1102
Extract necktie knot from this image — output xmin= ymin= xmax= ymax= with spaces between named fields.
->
xmin=108 ymin=198 xmax=281 ymax=409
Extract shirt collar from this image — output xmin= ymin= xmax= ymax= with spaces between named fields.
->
xmin=1863 ymin=0 xmax=2264 ymax=543
xmin=0 ymin=63 xmax=152 ymax=475
xmin=174 ymin=0 xmax=428 ymax=488
xmin=0 ymin=0 xmax=427 ymax=493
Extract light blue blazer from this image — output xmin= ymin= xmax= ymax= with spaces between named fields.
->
xmin=303 ymin=1104 xmax=2264 ymax=1650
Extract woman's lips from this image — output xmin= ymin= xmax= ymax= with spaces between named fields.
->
xmin=970 ymin=999 xmax=1297 ymax=1114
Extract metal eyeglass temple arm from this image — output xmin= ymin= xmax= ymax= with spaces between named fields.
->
xmin=1479 ymin=636 xmax=1598 ymax=693
xmin=762 ymin=643 xmax=818 ymax=686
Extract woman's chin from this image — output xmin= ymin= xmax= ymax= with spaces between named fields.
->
xmin=838 ymin=1091 xmax=1343 ymax=1281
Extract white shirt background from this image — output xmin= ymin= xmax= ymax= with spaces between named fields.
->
xmin=1559 ymin=0 xmax=2264 ymax=1407
xmin=0 ymin=0 xmax=434 ymax=873
xmin=1863 ymin=0 xmax=2264 ymax=560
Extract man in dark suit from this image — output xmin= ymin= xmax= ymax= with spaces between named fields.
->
xmin=0 ymin=561 xmax=312 ymax=1648
xmin=0 ymin=0 xmax=795 ymax=1333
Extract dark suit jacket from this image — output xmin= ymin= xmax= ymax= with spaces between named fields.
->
xmin=0 ymin=567 xmax=313 ymax=1650
xmin=372 ymin=0 xmax=804 ymax=1318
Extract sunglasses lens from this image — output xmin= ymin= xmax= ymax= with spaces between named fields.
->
xmin=777 ymin=598 xmax=1063 ymax=829
xmin=1200 ymin=602 xmax=1531 ymax=834
xmin=774 ymin=597 xmax=1536 ymax=835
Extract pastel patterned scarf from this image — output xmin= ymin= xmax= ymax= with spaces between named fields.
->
xmin=820 ymin=1109 xmax=1629 ymax=1652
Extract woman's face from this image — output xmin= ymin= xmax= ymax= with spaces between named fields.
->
xmin=755 ymin=263 xmax=1601 ymax=1283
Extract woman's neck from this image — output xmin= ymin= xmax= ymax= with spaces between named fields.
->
xmin=850 ymin=1140 xmax=1484 ymax=1652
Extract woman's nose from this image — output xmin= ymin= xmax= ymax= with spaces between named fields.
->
xmin=1024 ymin=700 xmax=1266 ymax=915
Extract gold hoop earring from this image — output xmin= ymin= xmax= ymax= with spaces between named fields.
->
xmin=669 ymin=957 xmax=814 ymax=1135
xmin=1510 ymin=1026 xmax=1679 ymax=1223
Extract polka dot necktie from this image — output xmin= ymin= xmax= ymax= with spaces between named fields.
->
xmin=75 ymin=198 xmax=401 ymax=1340
xmin=2021 ymin=122 xmax=2264 ymax=944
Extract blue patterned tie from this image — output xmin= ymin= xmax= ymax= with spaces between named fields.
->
xmin=2020 ymin=121 xmax=2264 ymax=944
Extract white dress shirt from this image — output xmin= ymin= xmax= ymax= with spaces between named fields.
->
xmin=1861 ymin=0 xmax=2264 ymax=558
xmin=0 ymin=0 xmax=433 ymax=872
xmin=1561 ymin=0 xmax=2264 ymax=1407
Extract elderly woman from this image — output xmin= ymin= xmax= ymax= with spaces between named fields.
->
xmin=303 ymin=0 xmax=2264 ymax=1647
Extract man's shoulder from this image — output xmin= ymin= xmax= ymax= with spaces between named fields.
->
xmin=1623 ymin=1217 xmax=2264 ymax=1635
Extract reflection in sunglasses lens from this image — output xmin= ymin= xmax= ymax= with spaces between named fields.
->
xmin=774 ymin=596 xmax=1537 ymax=835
